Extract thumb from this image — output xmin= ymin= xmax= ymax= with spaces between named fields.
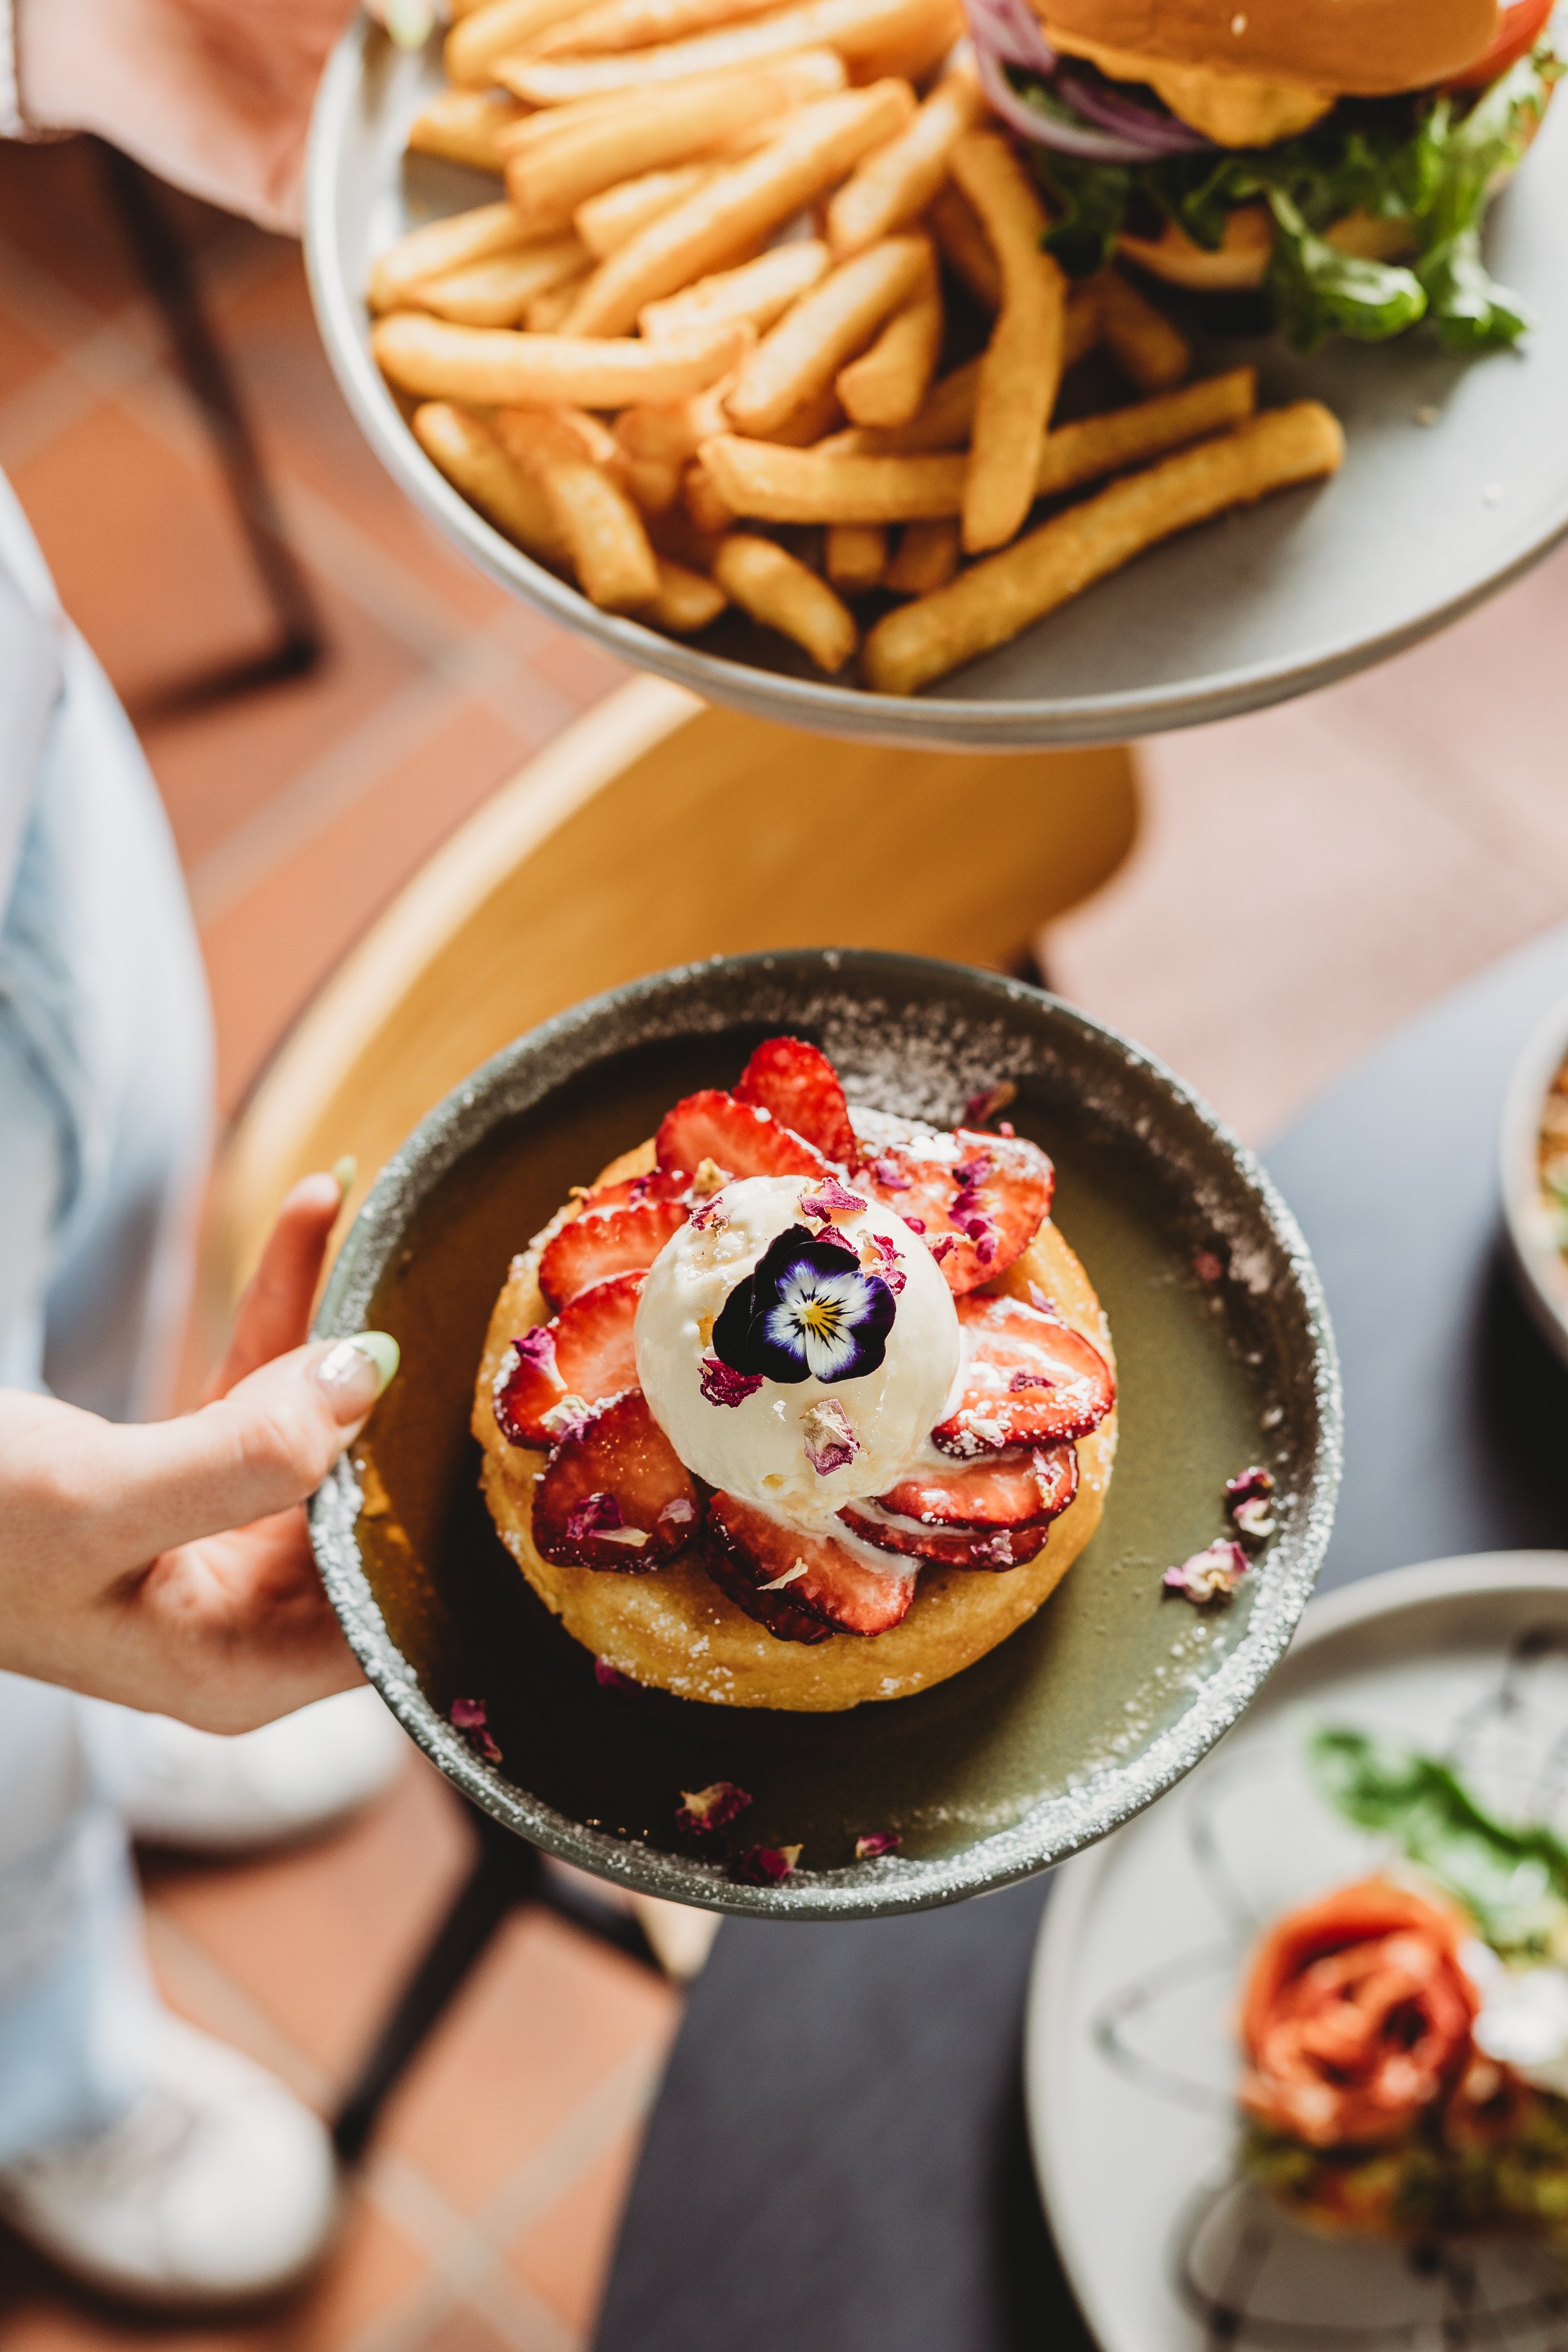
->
xmin=102 ymin=1333 xmax=400 ymax=1564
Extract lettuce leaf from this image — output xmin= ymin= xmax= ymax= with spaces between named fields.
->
xmin=1310 ymin=1725 xmax=1568 ymax=1953
xmin=1019 ymin=34 xmax=1562 ymax=351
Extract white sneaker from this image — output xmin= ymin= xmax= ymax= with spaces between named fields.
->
xmin=85 ymin=1688 xmax=408 ymax=1854
xmin=0 ymin=2015 xmax=339 ymax=2310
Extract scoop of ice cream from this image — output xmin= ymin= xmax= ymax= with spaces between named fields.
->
xmin=635 ymin=1175 xmax=960 ymax=1532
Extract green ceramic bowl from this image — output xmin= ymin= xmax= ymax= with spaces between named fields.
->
xmin=309 ymin=950 xmax=1340 ymax=1919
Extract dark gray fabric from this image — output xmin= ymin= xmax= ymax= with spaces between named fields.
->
xmin=597 ymin=926 xmax=1568 ymax=2352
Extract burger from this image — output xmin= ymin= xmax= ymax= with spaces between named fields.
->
xmin=963 ymin=0 xmax=1562 ymax=349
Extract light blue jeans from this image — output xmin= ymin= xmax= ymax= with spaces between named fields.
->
xmin=0 ymin=482 xmax=213 ymax=2161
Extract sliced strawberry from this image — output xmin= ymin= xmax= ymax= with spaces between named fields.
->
xmin=538 ymin=1194 xmax=689 ymax=1308
xmin=854 ymin=1125 xmax=1054 ymax=1295
xmin=877 ymin=1443 xmax=1078 ymax=1529
xmin=838 ymin=1500 xmax=1054 ymax=1571
xmin=494 ymin=1271 xmax=645 ymax=1447
xmin=531 ymin=1389 xmax=699 ymax=1572
xmin=568 ymin=1168 xmax=689 ymax=1217
xmin=655 ymin=1089 xmax=832 ymax=1184
xmin=706 ymin=1491 xmax=916 ymax=1636
xmin=701 ymin=1542 xmax=833 ymax=1645
xmin=734 ymin=1037 xmax=856 ymax=1166
xmin=933 ymin=1294 xmax=1114 ymax=1458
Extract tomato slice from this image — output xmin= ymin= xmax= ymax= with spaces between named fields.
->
xmin=1445 ymin=0 xmax=1554 ymax=87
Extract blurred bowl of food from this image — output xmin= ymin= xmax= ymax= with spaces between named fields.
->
xmin=1500 ymin=987 xmax=1568 ymax=1369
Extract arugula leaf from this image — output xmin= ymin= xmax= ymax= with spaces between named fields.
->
xmin=1263 ymin=189 xmax=1427 ymax=349
xmin=1310 ymin=1725 xmax=1568 ymax=1954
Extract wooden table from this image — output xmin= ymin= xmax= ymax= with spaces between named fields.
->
xmin=595 ymin=924 xmax=1568 ymax=2352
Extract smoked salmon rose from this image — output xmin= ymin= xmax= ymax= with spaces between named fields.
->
xmin=1240 ymin=1880 xmax=1480 ymax=2148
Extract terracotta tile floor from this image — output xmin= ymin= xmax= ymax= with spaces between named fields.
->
xmin=1 ymin=122 xmax=1567 ymax=2352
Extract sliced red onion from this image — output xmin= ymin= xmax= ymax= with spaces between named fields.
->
xmin=962 ymin=0 xmax=1214 ymax=162
xmin=1053 ymin=60 xmax=1213 ymax=154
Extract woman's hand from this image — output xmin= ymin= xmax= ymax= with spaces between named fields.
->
xmin=15 ymin=0 xmax=426 ymax=232
xmin=0 ymin=1173 xmax=398 ymax=1732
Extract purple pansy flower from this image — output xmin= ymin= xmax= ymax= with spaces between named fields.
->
xmin=712 ymin=1224 xmax=896 ymax=1386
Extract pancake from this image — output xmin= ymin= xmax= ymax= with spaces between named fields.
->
xmin=472 ymin=1142 xmax=1116 ymax=1711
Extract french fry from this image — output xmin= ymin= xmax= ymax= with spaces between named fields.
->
xmin=1062 ymin=274 xmax=1104 ymax=370
xmin=563 ymin=80 xmax=914 ymax=336
xmin=825 ymin=521 xmax=889 ymax=589
xmin=639 ymin=238 xmax=830 ymax=341
xmin=497 ymin=83 xmax=669 ymax=157
xmin=700 ymin=432 xmax=964 ymax=521
xmin=617 ymin=374 xmax=735 ymax=464
xmin=1034 ymin=367 xmax=1256 ymax=498
xmin=649 ymin=504 xmax=728 ymax=570
xmin=928 ymin=181 xmax=998 ymax=309
xmin=499 ymin=0 xmax=945 ymax=101
xmin=623 ymin=453 xmax=684 ymax=513
xmin=683 ymin=452 xmax=736 ymax=532
xmin=835 ymin=259 xmax=940 ymax=426
xmin=724 ymin=232 xmax=928 ymax=437
xmin=884 ymin=514 xmax=957 ymax=591
xmin=649 ymin=556 xmax=728 ymax=629
xmin=762 ymin=381 xmax=845 ymax=445
xmin=373 ymin=311 xmax=746 ymax=406
xmin=862 ymin=400 xmax=1345 ymax=694
xmin=713 ymin=532 xmax=858 ymax=669
xmin=1099 ymin=267 xmax=1192 ymax=393
xmin=951 ymin=130 xmax=1065 ymax=553
xmin=411 ymin=402 xmax=569 ymax=566
xmin=526 ymin=273 xmax=593 ymax=327
xmin=450 ymin=0 xmax=501 ymax=16
xmin=407 ymin=236 xmax=590 ymax=327
xmin=827 ymin=352 xmax=977 ymax=452
xmin=447 ymin=0 xmax=596 ymax=84
xmin=826 ymin=55 xmax=982 ymax=254
xmin=847 ymin=0 xmax=963 ymax=87
xmin=531 ymin=0 xmax=791 ymax=59
xmin=504 ymin=53 xmax=844 ymax=225
xmin=369 ymin=203 xmax=532 ymax=315
xmin=576 ymin=164 xmax=719 ymax=257
xmin=494 ymin=408 xmax=662 ymax=608
xmin=406 ymin=90 xmax=528 ymax=172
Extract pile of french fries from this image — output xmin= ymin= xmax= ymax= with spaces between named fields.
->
xmin=369 ymin=0 xmax=1346 ymax=696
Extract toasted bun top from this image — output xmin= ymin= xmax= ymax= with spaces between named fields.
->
xmin=1036 ymin=0 xmax=1500 ymax=96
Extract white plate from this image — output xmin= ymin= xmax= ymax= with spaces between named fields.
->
xmin=1500 ymin=993 xmax=1568 ymax=1372
xmin=305 ymin=18 xmax=1568 ymax=751
xmin=1025 ymin=1552 xmax=1568 ymax=2352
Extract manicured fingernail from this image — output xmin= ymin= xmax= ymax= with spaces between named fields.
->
xmin=315 ymin=1332 xmax=400 ymax=1420
xmin=332 ymin=1154 xmax=358 ymax=1202
xmin=385 ymin=0 xmax=436 ymax=46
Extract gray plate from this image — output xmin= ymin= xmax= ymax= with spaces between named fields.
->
xmin=307 ymin=950 xmax=1340 ymax=1918
xmin=306 ymin=18 xmax=1568 ymax=750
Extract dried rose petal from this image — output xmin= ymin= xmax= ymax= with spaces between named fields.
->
xmin=1025 ymin=1281 xmax=1057 ymax=1316
xmin=541 ymin=1394 xmax=591 ymax=1441
xmin=854 ymin=1831 xmax=901 ymax=1860
xmin=1009 ymin=1367 xmax=1054 ymax=1392
xmin=675 ymin=1781 xmax=753 ymax=1838
xmin=1226 ymin=1465 xmax=1277 ymax=1545
xmin=1163 ymin=1539 xmax=1250 ymax=1604
xmin=689 ymin=1196 xmax=728 ymax=1231
xmin=593 ymin=1657 xmax=642 ymax=1693
xmin=800 ymin=1180 xmax=867 ymax=1221
xmin=728 ymin=1843 xmax=802 ymax=1887
xmin=659 ymin=1495 xmax=697 ymax=1528
xmin=449 ymin=1697 xmax=502 ymax=1764
xmin=511 ymin=1326 xmax=556 ymax=1370
xmin=700 ymin=1357 xmax=763 ymax=1407
xmin=930 ymin=1236 xmax=955 ymax=1263
xmin=903 ymin=1216 xmax=926 ymax=1234
xmin=867 ymin=1158 xmax=912 ymax=1190
xmin=1193 ymin=1250 xmax=1225 ymax=1284
xmin=997 ymin=1120 xmax=1017 ymax=1139
xmin=964 ymin=1079 xmax=1018 ymax=1126
xmin=564 ymin=1490 xmax=624 ymax=1542
xmin=953 ymin=1154 xmax=994 ymax=1189
xmin=864 ymin=1233 xmax=906 ymax=1293
xmin=802 ymin=1397 xmax=860 ymax=1477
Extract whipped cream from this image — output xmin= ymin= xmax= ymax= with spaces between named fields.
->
xmin=635 ymin=1175 xmax=960 ymax=1532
